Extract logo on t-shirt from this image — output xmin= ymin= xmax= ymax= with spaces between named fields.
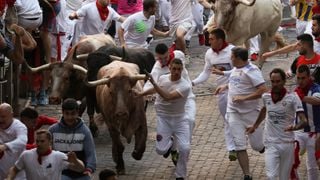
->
xmin=135 ymin=20 xmax=147 ymax=33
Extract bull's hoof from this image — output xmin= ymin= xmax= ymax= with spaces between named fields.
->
xmin=132 ymin=150 xmax=143 ymax=160
xmin=116 ymin=168 xmax=126 ymax=175
xmin=89 ymin=124 xmax=99 ymax=137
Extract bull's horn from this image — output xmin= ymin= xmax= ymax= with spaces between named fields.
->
xmin=24 ymin=62 xmax=51 ymax=73
xmin=130 ymin=74 xmax=147 ymax=81
xmin=76 ymin=53 xmax=89 ymax=60
xmin=235 ymin=0 xmax=255 ymax=6
xmin=86 ymin=77 xmax=110 ymax=87
xmin=109 ymin=55 xmax=122 ymax=61
xmin=72 ymin=64 xmax=87 ymax=74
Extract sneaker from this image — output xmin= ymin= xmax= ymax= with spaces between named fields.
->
xmin=30 ymin=91 xmax=37 ymax=106
xmin=244 ymin=175 xmax=252 ymax=180
xmin=171 ymin=150 xmax=179 ymax=166
xmin=38 ymin=89 xmax=48 ymax=106
xmin=198 ymin=34 xmax=205 ymax=46
xmin=176 ymin=178 xmax=184 ymax=180
xmin=228 ymin=150 xmax=237 ymax=161
xmin=259 ymin=147 xmax=265 ymax=154
xmin=146 ymin=35 xmax=153 ymax=44
xmin=185 ymin=40 xmax=190 ymax=48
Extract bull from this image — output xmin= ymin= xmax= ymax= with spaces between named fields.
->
xmin=25 ymin=34 xmax=116 ymax=136
xmin=209 ymin=0 xmax=282 ymax=59
xmin=87 ymin=61 xmax=148 ymax=174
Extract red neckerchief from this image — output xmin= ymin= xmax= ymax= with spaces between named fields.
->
xmin=296 ymin=78 xmax=313 ymax=95
xmin=315 ymin=37 xmax=320 ymax=42
xmin=37 ymin=148 xmax=52 ymax=164
xmin=160 ymin=51 xmax=175 ymax=68
xmin=0 ymin=151 xmax=3 ymax=159
xmin=212 ymin=41 xmax=228 ymax=54
xmin=271 ymin=87 xmax=287 ymax=103
xmin=96 ymin=0 xmax=109 ymax=21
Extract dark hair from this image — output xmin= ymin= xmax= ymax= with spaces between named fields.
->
xmin=99 ymin=169 xmax=117 ymax=180
xmin=270 ymin=68 xmax=286 ymax=81
xmin=231 ymin=47 xmax=248 ymax=61
xmin=297 ymin=64 xmax=311 ymax=76
xmin=297 ymin=33 xmax=314 ymax=48
xmin=210 ymin=28 xmax=226 ymax=41
xmin=170 ymin=58 xmax=183 ymax=66
xmin=312 ymin=14 xmax=320 ymax=27
xmin=143 ymin=0 xmax=157 ymax=11
xmin=36 ymin=129 xmax=52 ymax=141
xmin=62 ymin=98 xmax=79 ymax=111
xmin=20 ymin=107 xmax=38 ymax=119
xmin=155 ymin=43 xmax=168 ymax=54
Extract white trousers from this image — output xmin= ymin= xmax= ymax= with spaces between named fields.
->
xmin=265 ymin=142 xmax=294 ymax=180
xmin=294 ymin=131 xmax=319 ymax=180
xmin=218 ymin=92 xmax=236 ymax=151
xmin=227 ymin=110 xmax=264 ymax=151
xmin=185 ymin=2 xmax=204 ymax=41
xmin=249 ymin=35 xmax=260 ymax=55
xmin=158 ymin=0 xmax=171 ymax=27
xmin=156 ymin=115 xmax=190 ymax=178
xmin=296 ymin=19 xmax=312 ymax=36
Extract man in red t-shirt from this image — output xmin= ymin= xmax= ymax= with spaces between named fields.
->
xmin=20 ymin=107 xmax=58 ymax=149
xmin=289 ymin=33 xmax=320 ymax=78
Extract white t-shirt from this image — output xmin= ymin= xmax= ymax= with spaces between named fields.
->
xmin=227 ymin=63 xmax=265 ymax=113
xmin=0 ymin=119 xmax=27 ymax=179
xmin=314 ymin=40 xmax=320 ymax=54
xmin=15 ymin=149 xmax=69 ymax=180
xmin=121 ymin=11 xmax=155 ymax=48
xmin=77 ymin=2 xmax=121 ymax=36
xmin=263 ymin=92 xmax=304 ymax=144
xmin=192 ymin=44 xmax=234 ymax=86
xmin=169 ymin=0 xmax=193 ymax=26
xmin=155 ymin=74 xmax=191 ymax=117
xmin=15 ymin=0 xmax=42 ymax=18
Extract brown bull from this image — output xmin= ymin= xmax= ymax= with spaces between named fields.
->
xmin=87 ymin=61 xmax=147 ymax=174
xmin=25 ymin=34 xmax=116 ymax=136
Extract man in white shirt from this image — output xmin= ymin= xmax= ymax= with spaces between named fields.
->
xmin=118 ymin=0 xmax=168 ymax=49
xmin=6 ymin=129 xmax=85 ymax=180
xmin=192 ymin=28 xmax=237 ymax=161
xmin=139 ymin=59 xmax=191 ymax=180
xmin=69 ymin=0 xmax=125 ymax=38
xmin=247 ymin=68 xmax=307 ymax=180
xmin=168 ymin=0 xmax=193 ymax=54
xmin=215 ymin=47 xmax=268 ymax=180
xmin=0 ymin=103 xmax=27 ymax=180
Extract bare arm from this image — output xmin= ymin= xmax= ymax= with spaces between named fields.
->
xmin=6 ymin=166 xmax=20 ymax=180
xmin=118 ymin=16 xmax=126 ymax=23
xmin=66 ymin=152 xmax=85 ymax=172
xmin=147 ymin=74 xmax=183 ymax=100
xmin=233 ymin=84 xmax=268 ymax=103
xmin=302 ymin=96 xmax=320 ymax=105
xmin=151 ymin=28 xmax=169 ymax=37
xmin=118 ymin=27 xmax=126 ymax=47
xmin=285 ymin=111 xmax=308 ymax=131
xmin=262 ymin=42 xmax=298 ymax=59
xmin=198 ymin=0 xmax=213 ymax=9
xmin=246 ymin=107 xmax=266 ymax=134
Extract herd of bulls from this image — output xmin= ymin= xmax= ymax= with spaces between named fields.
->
xmin=25 ymin=33 xmax=155 ymax=174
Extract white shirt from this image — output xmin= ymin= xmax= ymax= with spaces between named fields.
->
xmin=169 ymin=0 xmax=193 ymax=26
xmin=15 ymin=0 xmax=42 ymax=19
xmin=227 ymin=63 xmax=265 ymax=113
xmin=121 ymin=11 xmax=155 ymax=48
xmin=192 ymin=44 xmax=234 ymax=86
xmin=0 ymin=119 xmax=27 ymax=179
xmin=155 ymin=74 xmax=191 ymax=117
xmin=77 ymin=2 xmax=121 ymax=36
xmin=263 ymin=92 xmax=304 ymax=144
xmin=15 ymin=149 xmax=69 ymax=180
xmin=314 ymin=40 xmax=320 ymax=54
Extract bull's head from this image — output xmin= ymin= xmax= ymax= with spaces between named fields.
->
xmin=213 ymin=0 xmax=256 ymax=29
xmin=25 ymin=61 xmax=87 ymax=104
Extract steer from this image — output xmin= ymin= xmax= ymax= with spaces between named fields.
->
xmin=25 ymin=34 xmax=116 ymax=136
xmin=209 ymin=0 xmax=282 ymax=61
xmin=87 ymin=61 xmax=147 ymax=174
